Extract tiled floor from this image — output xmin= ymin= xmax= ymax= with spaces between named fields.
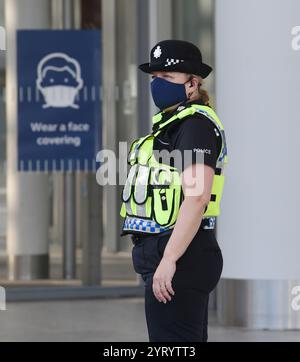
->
xmin=0 ymin=298 xmax=299 ymax=342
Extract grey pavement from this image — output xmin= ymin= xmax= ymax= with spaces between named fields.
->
xmin=0 ymin=298 xmax=300 ymax=342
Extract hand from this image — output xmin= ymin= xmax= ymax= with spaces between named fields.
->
xmin=152 ymin=256 xmax=176 ymax=303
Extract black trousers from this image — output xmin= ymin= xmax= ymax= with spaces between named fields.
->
xmin=131 ymin=229 xmax=223 ymax=342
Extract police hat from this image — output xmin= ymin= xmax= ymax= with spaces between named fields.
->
xmin=138 ymin=39 xmax=212 ymax=78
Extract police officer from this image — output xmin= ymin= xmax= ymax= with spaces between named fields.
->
xmin=120 ymin=40 xmax=228 ymax=342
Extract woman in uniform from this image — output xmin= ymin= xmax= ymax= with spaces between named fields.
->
xmin=120 ymin=40 xmax=228 ymax=342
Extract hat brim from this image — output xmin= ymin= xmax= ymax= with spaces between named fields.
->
xmin=138 ymin=61 xmax=212 ymax=79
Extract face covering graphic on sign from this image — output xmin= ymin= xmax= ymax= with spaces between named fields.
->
xmin=17 ymin=30 xmax=102 ymax=172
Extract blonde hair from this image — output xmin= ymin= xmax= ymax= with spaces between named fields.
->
xmin=189 ymin=74 xmax=210 ymax=106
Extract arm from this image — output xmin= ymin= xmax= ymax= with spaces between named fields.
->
xmin=163 ymin=163 xmax=215 ymax=262
xmin=152 ymin=163 xmax=215 ymax=304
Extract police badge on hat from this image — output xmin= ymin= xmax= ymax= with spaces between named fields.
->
xmin=139 ymin=39 xmax=212 ymax=78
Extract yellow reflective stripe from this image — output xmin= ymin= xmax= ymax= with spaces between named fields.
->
xmin=153 ymin=107 xmax=192 ymax=133
xmin=128 ymin=135 xmax=150 ymax=164
xmin=152 ymin=117 xmax=177 ymax=136
xmin=177 ymin=107 xmax=196 ymax=119
xmin=120 ymin=202 xmax=126 ymax=217
xmin=152 ymin=112 xmax=163 ymax=124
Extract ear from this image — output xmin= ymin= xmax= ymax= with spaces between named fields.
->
xmin=189 ymin=77 xmax=199 ymax=92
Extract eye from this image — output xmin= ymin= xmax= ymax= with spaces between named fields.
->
xmin=151 ymin=75 xmax=156 ymax=79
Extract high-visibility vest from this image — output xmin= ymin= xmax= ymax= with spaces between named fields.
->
xmin=120 ymin=103 xmax=228 ymax=234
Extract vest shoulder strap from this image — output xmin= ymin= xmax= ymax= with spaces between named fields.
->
xmin=152 ymin=103 xmax=224 ymax=136
xmin=188 ymin=105 xmax=228 ymax=165
xmin=151 ymin=104 xmax=228 ymax=164
xmin=190 ymin=104 xmax=225 ymax=131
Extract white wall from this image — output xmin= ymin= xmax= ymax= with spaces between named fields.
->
xmin=216 ymin=0 xmax=300 ymax=280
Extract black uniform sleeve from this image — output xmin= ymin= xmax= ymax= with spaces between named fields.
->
xmin=169 ymin=115 xmax=221 ymax=173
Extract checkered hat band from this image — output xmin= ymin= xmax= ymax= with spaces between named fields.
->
xmin=164 ymin=58 xmax=185 ymax=67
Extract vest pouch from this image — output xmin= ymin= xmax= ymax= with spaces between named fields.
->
xmin=121 ymin=164 xmax=152 ymax=218
xmin=122 ymin=164 xmax=138 ymax=203
xmin=133 ymin=165 xmax=151 ymax=204
xmin=150 ymin=167 xmax=182 ymax=227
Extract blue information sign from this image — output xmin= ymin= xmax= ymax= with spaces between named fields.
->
xmin=17 ymin=30 xmax=101 ymax=172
